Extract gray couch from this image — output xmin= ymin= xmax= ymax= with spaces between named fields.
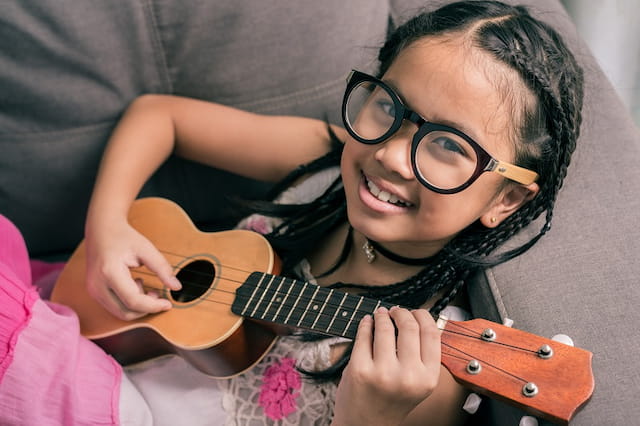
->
xmin=1 ymin=0 xmax=638 ymax=424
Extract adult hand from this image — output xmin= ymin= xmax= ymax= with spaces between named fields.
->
xmin=332 ymin=306 xmax=441 ymax=426
xmin=85 ymin=219 xmax=181 ymax=321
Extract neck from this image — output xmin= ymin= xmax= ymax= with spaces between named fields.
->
xmin=312 ymin=224 xmax=423 ymax=287
xmin=351 ymin=227 xmax=434 ymax=266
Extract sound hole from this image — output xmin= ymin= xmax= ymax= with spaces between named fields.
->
xmin=172 ymin=259 xmax=215 ymax=303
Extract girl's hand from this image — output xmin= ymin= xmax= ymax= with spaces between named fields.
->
xmin=332 ymin=306 xmax=441 ymax=426
xmin=85 ymin=220 xmax=181 ymax=321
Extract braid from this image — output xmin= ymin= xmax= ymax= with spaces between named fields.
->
xmin=439 ymin=6 xmax=584 ymax=266
xmin=253 ymin=1 xmax=583 ymax=383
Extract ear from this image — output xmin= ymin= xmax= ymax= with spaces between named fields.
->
xmin=480 ymin=182 xmax=539 ymax=228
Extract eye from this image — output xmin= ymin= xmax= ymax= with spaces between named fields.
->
xmin=432 ymin=136 xmax=467 ymax=156
xmin=376 ymin=99 xmax=395 ymax=118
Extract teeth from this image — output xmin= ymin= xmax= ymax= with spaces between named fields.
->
xmin=366 ymin=178 xmax=411 ymax=207
xmin=368 ymin=180 xmax=381 ymax=197
xmin=378 ymin=191 xmax=391 ymax=202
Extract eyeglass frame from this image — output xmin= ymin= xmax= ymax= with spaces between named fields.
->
xmin=341 ymin=70 xmax=539 ymax=195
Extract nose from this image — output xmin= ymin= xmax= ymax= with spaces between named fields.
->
xmin=373 ymin=121 xmax=416 ymax=180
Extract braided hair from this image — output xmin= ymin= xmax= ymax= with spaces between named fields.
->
xmin=246 ymin=1 xmax=584 ymax=381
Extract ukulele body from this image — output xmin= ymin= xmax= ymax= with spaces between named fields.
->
xmin=51 ymin=197 xmax=281 ymax=378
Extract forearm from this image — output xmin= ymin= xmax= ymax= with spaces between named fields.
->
xmin=85 ymin=93 xmax=340 ymax=232
xmin=86 ymin=95 xmax=176 ymax=232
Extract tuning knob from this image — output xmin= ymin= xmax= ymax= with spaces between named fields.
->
xmin=522 ymin=382 xmax=539 ymax=397
xmin=466 ymin=359 xmax=482 ymax=375
xmin=537 ymin=344 xmax=554 ymax=359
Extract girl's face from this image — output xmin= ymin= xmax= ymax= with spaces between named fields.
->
xmin=341 ymin=36 xmax=535 ymax=258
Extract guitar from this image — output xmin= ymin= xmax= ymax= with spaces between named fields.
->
xmin=51 ymin=197 xmax=593 ymax=425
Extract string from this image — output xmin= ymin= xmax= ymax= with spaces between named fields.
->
xmin=127 ymin=252 xmax=542 ymax=385
xmin=132 ymin=264 xmax=540 ymax=354
xmin=443 ymin=322 xmax=539 ymax=355
xmin=136 ymin=278 xmax=532 ymax=385
xmin=441 ymin=341 xmax=529 ymax=384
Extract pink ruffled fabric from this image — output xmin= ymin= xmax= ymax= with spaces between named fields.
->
xmin=258 ymin=357 xmax=302 ymax=420
xmin=0 ymin=215 xmax=122 ymax=425
xmin=30 ymin=259 xmax=66 ymax=299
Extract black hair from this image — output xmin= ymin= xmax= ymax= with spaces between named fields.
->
xmin=242 ymin=1 xmax=583 ymax=382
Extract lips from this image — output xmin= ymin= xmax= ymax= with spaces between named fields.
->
xmin=364 ymin=176 xmax=413 ymax=207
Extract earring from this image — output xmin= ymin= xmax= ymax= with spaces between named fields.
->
xmin=490 ymin=217 xmax=497 ymax=223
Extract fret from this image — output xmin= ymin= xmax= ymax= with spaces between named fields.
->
xmin=271 ymin=276 xmax=304 ymax=326
xmin=270 ymin=276 xmax=296 ymax=323
xmin=248 ymin=274 xmax=276 ymax=319
xmin=340 ymin=295 xmax=364 ymax=339
xmin=256 ymin=274 xmax=282 ymax=320
xmin=296 ymin=285 xmax=320 ymax=329
xmin=310 ymin=288 xmax=344 ymax=334
xmin=344 ymin=297 xmax=385 ymax=339
xmin=283 ymin=280 xmax=318 ymax=327
xmin=235 ymin=272 xmax=265 ymax=316
xmin=261 ymin=275 xmax=287 ymax=322
xmin=310 ymin=288 xmax=334 ymax=331
xmin=325 ymin=292 xmax=348 ymax=334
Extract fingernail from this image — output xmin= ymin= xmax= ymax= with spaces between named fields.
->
xmin=171 ymin=277 xmax=182 ymax=290
xmin=162 ymin=300 xmax=173 ymax=310
xmin=376 ymin=306 xmax=388 ymax=314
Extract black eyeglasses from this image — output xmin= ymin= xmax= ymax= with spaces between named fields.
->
xmin=341 ymin=70 xmax=538 ymax=194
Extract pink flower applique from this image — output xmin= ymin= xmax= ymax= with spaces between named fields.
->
xmin=243 ymin=214 xmax=273 ymax=235
xmin=258 ymin=357 xmax=301 ymax=420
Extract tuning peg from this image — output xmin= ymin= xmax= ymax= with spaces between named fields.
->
xmin=551 ymin=334 xmax=574 ymax=347
xmin=462 ymin=392 xmax=482 ymax=414
xmin=519 ymin=415 xmax=539 ymax=426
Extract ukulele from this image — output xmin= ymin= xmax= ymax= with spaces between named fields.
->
xmin=51 ymin=197 xmax=594 ymax=425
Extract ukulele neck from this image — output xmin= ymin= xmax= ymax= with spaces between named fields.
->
xmin=232 ymin=272 xmax=395 ymax=338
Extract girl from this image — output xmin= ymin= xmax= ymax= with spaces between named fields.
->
xmin=0 ymin=1 xmax=583 ymax=425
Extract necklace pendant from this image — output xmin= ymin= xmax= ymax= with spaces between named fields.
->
xmin=363 ymin=240 xmax=376 ymax=263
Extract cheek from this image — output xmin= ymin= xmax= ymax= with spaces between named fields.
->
xmin=340 ymin=139 xmax=368 ymax=179
xmin=413 ymin=185 xmax=499 ymax=234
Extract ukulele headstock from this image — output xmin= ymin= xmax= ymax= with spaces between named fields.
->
xmin=439 ymin=317 xmax=594 ymax=425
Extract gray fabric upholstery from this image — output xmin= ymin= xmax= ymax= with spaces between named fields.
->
xmin=0 ymin=0 xmax=403 ymax=256
xmin=1 ymin=0 xmax=638 ymax=424
xmin=465 ymin=1 xmax=640 ymax=424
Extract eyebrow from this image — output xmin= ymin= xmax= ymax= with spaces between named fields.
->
xmin=383 ymin=77 xmax=484 ymax=144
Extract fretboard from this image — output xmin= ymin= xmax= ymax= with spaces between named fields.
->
xmin=231 ymin=272 xmax=394 ymax=339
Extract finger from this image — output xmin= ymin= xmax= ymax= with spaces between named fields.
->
xmin=373 ymin=306 xmax=398 ymax=363
xmin=89 ymin=276 xmax=148 ymax=321
xmin=137 ymin=241 xmax=181 ymax=291
xmin=351 ymin=314 xmax=374 ymax=364
xmin=412 ymin=309 xmax=441 ymax=365
xmin=108 ymin=264 xmax=173 ymax=315
xmin=390 ymin=306 xmax=422 ymax=363
xmin=103 ymin=288 xmax=149 ymax=321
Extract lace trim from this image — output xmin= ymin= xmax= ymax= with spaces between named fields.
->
xmin=217 ymin=336 xmax=340 ymax=425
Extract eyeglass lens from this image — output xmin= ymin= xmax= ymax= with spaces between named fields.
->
xmin=345 ymin=81 xmax=479 ymax=191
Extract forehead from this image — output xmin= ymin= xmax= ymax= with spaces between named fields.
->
xmin=383 ymin=36 xmax=520 ymax=156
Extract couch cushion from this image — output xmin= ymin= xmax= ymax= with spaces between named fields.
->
xmin=0 ymin=0 xmax=396 ymax=256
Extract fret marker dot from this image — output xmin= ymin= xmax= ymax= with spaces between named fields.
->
xmin=313 ymin=305 xmax=319 ymax=310
xmin=342 ymin=311 xmax=348 ymax=317
xmin=276 ymin=297 xmax=282 ymax=302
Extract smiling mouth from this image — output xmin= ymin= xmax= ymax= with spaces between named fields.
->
xmin=365 ymin=177 xmax=413 ymax=207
